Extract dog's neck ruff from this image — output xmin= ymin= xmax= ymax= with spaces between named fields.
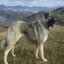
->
xmin=26 ymin=20 xmax=49 ymax=43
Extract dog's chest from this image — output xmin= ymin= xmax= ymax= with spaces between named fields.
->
xmin=33 ymin=21 xmax=48 ymax=43
xmin=43 ymin=30 xmax=48 ymax=43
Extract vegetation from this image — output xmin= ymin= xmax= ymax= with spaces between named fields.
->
xmin=0 ymin=26 xmax=64 ymax=64
xmin=0 ymin=27 xmax=7 ymax=41
xmin=53 ymin=8 xmax=64 ymax=26
xmin=0 ymin=8 xmax=64 ymax=64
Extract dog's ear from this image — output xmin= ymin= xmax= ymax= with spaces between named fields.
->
xmin=44 ymin=12 xmax=49 ymax=19
xmin=44 ymin=12 xmax=51 ymax=19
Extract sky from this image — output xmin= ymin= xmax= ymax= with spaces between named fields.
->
xmin=0 ymin=0 xmax=64 ymax=7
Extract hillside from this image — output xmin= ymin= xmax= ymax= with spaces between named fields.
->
xmin=0 ymin=6 xmax=64 ymax=27
xmin=0 ymin=10 xmax=34 ymax=27
xmin=53 ymin=7 xmax=64 ymax=26
xmin=0 ymin=26 xmax=64 ymax=64
xmin=24 ymin=11 xmax=45 ymax=22
xmin=24 ymin=10 xmax=64 ymax=26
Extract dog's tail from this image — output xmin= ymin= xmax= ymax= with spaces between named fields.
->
xmin=1 ymin=38 xmax=8 ymax=49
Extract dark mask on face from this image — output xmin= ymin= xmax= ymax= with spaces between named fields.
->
xmin=47 ymin=17 xmax=56 ymax=28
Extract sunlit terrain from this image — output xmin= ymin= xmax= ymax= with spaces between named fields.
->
xmin=0 ymin=26 xmax=64 ymax=64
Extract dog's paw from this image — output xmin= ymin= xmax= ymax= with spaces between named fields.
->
xmin=41 ymin=57 xmax=48 ymax=62
xmin=35 ymin=55 xmax=39 ymax=59
xmin=12 ymin=52 xmax=16 ymax=57
xmin=35 ymin=53 xmax=39 ymax=59
xmin=35 ymin=51 xmax=39 ymax=59
xmin=13 ymin=54 xmax=16 ymax=57
xmin=43 ymin=58 xmax=48 ymax=62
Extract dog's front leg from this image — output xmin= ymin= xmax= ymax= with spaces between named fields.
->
xmin=35 ymin=45 xmax=39 ymax=59
xmin=39 ymin=43 xmax=47 ymax=62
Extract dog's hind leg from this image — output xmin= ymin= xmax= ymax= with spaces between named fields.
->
xmin=11 ymin=46 xmax=16 ymax=57
xmin=4 ymin=36 xmax=21 ymax=64
xmin=4 ymin=46 xmax=13 ymax=64
xmin=11 ymin=33 xmax=24 ymax=57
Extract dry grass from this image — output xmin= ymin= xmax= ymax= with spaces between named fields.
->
xmin=0 ymin=27 xmax=7 ymax=32
xmin=0 ymin=26 xmax=64 ymax=64
xmin=0 ymin=27 xmax=7 ymax=41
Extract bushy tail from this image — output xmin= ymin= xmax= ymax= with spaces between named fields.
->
xmin=1 ymin=39 xmax=8 ymax=49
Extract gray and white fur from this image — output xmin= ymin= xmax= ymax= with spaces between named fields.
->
xmin=1 ymin=12 xmax=56 ymax=64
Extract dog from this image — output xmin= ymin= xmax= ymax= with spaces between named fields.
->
xmin=1 ymin=12 xmax=56 ymax=64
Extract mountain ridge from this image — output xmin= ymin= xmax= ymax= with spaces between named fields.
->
xmin=0 ymin=5 xmax=56 ymax=12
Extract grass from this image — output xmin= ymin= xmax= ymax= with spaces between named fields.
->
xmin=0 ymin=26 xmax=64 ymax=64
xmin=0 ymin=27 xmax=7 ymax=32
xmin=0 ymin=27 xmax=7 ymax=41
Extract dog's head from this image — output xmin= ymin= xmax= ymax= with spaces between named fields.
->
xmin=44 ymin=12 xmax=56 ymax=30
